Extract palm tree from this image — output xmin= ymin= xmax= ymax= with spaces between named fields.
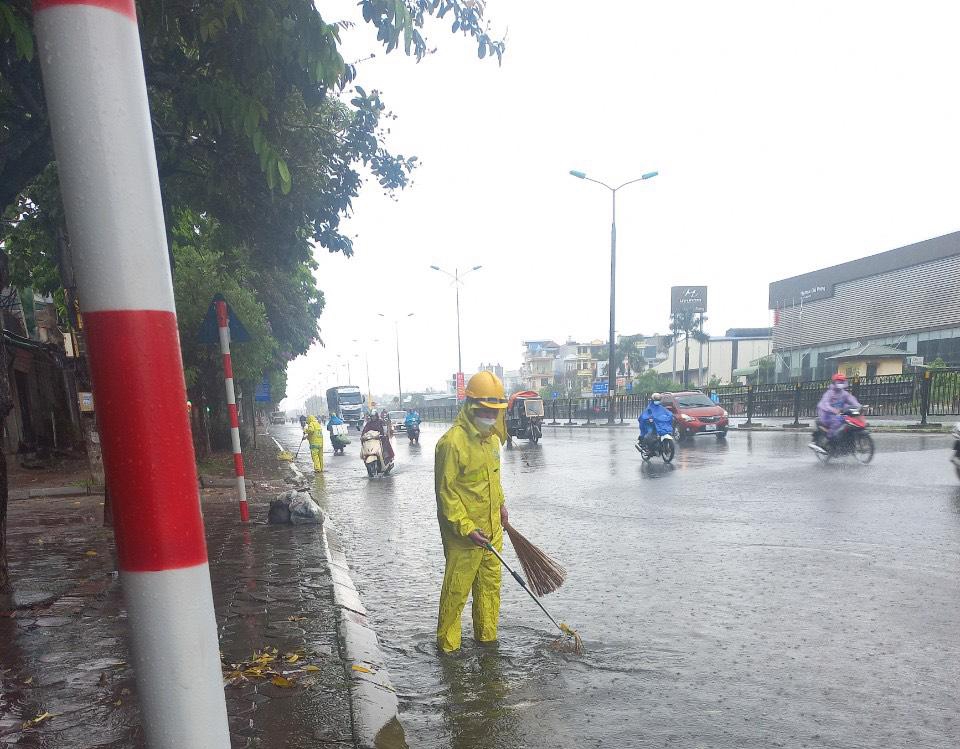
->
xmin=667 ymin=311 xmax=709 ymax=388
xmin=597 ymin=334 xmax=648 ymax=379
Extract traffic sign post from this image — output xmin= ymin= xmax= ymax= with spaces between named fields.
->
xmin=33 ymin=1 xmax=229 ymax=744
xmin=214 ymin=298 xmax=249 ymax=522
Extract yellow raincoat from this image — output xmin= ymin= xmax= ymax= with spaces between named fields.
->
xmin=304 ymin=416 xmax=324 ymax=472
xmin=435 ymin=407 xmax=506 ymax=651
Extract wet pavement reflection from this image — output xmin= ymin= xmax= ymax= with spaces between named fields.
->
xmin=278 ymin=423 xmax=960 ymax=748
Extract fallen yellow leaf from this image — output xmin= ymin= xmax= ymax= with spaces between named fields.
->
xmin=24 ymin=676 xmax=33 ymax=684
xmin=351 ymin=665 xmax=372 ymax=674
xmin=84 ymin=550 xmax=98 ymax=557
xmin=303 ymin=665 xmax=321 ymax=673
xmin=22 ymin=711 xmax=53 ymax=728
xmin=284 ymin=654 xmax=300 ymax=664
xmin=287 ymin=616 xmax=307 ymax=622
xmin=271 ymin=675 xmax=294 ymax=688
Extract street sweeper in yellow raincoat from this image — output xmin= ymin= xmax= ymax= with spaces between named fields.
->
xmin=304 ymin=415 xmax=324 ymax=472
xmin=435 ymin=371 xmax=510 ymax=652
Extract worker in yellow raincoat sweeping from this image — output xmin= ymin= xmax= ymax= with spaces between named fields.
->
xmin=435 ymin=371 xmax=510 ymax=652
xmin=304 ymin=415 xmax=324 ymax=472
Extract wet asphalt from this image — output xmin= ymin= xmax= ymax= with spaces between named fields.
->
xmin=275 ymin=422 xmax=960 ymax=749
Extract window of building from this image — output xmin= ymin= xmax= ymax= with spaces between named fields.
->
xmin=918 ymin=336 xmax=960 ymax=366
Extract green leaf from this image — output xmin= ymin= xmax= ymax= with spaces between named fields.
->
xmin=277 ymin=158 xmax=290 ymax=183
xmin=266 ymin=160 xmax=277 ymax=190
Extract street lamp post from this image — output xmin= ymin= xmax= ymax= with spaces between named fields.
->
xmin=430 ymin=264 xmax=483 ymax=396
xmin=569 ymin=168 xmax=658 ymax=423
xmin=378 ymin=313 xmax=414 ymax=407
xmin=353 ymin=339 xmax=379 ymax=410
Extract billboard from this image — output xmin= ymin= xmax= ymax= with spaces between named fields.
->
xmin=671 ymin=286 xmax=708 ymax=314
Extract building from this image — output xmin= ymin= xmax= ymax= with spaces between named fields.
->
xmin=477 ymin=363 xmax=504 ymax=380
xmin=2 ymin=289 xmax=81 ymax=453
xmin=769 ymin=231 xmax=960 ymax=380
xmin=653 ymin=328 xmax=772 ymax=385
xmin=520 ymin=340 xmax=559 ymax=390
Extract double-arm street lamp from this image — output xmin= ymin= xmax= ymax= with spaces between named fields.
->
xmin=430 ymin=264 xmax=482 ymax=396
xmin=378 ymin=313 xmax=414 ymax=407
xmin=569 ymin=169 xmax=658 ymax=423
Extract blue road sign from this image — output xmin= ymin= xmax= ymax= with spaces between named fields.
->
xmin=592 ymin=380 xmax=609 ymax=395
xmin=551 ymin=391 xmax=559 ymax=399
xmin=254 ymin=379 xmax=271 ymax=402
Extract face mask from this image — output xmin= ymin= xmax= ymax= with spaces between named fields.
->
xmin=835 ymin=383 xmax=847 ymax=390
xmin=653 ymin=400 xmax=661 ymax=406
xmin=474 ymin=416 xmax=497 ymax=432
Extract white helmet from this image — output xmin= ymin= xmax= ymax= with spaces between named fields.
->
xmin=651 ymin=392 xmax=662 ymax=401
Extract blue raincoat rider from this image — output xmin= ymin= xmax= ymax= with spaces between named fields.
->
xmin=404 ymin=410 xmax=421 ymax=429
xmin=639 ymin=392 xmax=674 ymax=450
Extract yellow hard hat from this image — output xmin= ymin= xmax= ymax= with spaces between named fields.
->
xmin=464 ymin=371 xmax=508 ymax=409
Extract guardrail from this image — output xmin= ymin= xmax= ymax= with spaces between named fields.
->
xmin=420 ymin=369 xmax=960 ymax=427
xmin=715 ymin=369 xmax=960 ymax=425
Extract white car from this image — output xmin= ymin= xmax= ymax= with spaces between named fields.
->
xmin=388 ymin=410 xmax=408 ymax=431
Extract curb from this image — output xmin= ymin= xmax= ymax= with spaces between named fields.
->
xmin=9 ymin=486 xmax=103 ymax=501
xmin=273 ymin=436 xmax=408 ymax=749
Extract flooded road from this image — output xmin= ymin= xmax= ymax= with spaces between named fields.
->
xmin=276 ymin=422 xmax=960 ymax=748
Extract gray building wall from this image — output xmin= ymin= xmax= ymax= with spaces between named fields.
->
xmin=773 ymin=252 xmax=960 ymax=350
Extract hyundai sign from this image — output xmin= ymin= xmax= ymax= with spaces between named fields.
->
xmin=671 ymin=286 xmax=708 ymax=314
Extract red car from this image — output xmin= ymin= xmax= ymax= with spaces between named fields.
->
xmin=660 ymin=391 xmax=729 ymax=440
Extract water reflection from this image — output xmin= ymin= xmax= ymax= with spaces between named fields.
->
xmin=438 ymin=644 xmax=522 ymax=749
xmin=639 ymin=461 xmax=675 ymax=478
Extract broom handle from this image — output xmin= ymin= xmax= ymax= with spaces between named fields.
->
xmin=485 ymin=543 xmax=565 ymax=635
xmin=293 ymin=435 xmax=305 ymax=459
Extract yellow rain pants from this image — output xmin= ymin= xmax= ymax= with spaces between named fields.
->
xmin=435 ymin=408 xmax=505 ymax=652
xmin=304 ymin=416 xmax=324 ymax=472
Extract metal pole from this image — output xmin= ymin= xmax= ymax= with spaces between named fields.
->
xmin=395 ymin=321 xmax=403 ymax=407
xmin=216 ymin=300 xmax=249 ymax=523
xmin=34 ymin=2 xmax=230 ymax=744
xmin=455 ymin=268 xmax=463 ymax=380
xmin=365 ymin=353 xmax=372 ymax=409
xmin=607 ymin=190 xmax=617 ymax=424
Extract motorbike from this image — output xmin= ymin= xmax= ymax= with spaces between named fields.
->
xmin=505 ymin=391 xmax=544 ymax=446
xmin=407 ymin=421 xmax=421 ymax=445
xmin=951 ymin=423 xmax=960 ymax=480
xmin=360 ymin=430 xmax=394 ymax=477
xmin=635 ymin=426 xmax=676 ymax=464
xmin=329 ymin=422 xmax=350 ymax=455
xmin=808 ymin=408 xmax=874 ymax=463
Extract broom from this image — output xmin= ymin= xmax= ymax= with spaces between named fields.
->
xmin=504 ymin=522 xmax=566 ymax=596
xmin=485 ymin=542 xmax=583 ymax=655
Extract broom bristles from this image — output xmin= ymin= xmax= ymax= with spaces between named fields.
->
xmin=504 ymin=522 xmax=566 ymax=596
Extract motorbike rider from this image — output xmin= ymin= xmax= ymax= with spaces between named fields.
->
xmin=362 ymin=410 xmax=395 ymax=466
xmin=639 ymin=392 xmax=674 ymax=451
xmin=327 ymin=411 xmax=345 ymax=436
xmin=814 ymin=373 xmax=861 ymax=445
xmin=404 ymin=409 xmax=421 ymax=431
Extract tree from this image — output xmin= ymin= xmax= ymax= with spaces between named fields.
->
xmin=598 ymin=334 xmax=649 ymax=378
xmin=0 ymin=0 xmax=505 ymax=593
xmin=667 ymin=311 xmax=709 ymax=388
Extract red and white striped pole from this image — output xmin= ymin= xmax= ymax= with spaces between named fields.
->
xmin=33 ymin=1 xmax=230 ymax=746
xmin=216 ymin=299 xmax=249 ymax=521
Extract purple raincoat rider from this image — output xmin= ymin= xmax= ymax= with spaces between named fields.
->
xmin=817 ymin=373 xmax=861 ymax=438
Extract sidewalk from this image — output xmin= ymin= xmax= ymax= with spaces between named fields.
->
xmin=0 ymin=438 xmax=381 ymax=748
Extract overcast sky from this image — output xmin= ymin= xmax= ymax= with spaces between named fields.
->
xmin=283 ymin=0 xmax=960 ymax=408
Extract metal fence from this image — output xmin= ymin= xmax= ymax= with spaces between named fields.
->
xmin=421 ymin=369 xmax=960 ymax=427
xmin=421 ymin=394 xmax=652 ymax=425
xmin=715 ymin=369 xmax=960 ymax=424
